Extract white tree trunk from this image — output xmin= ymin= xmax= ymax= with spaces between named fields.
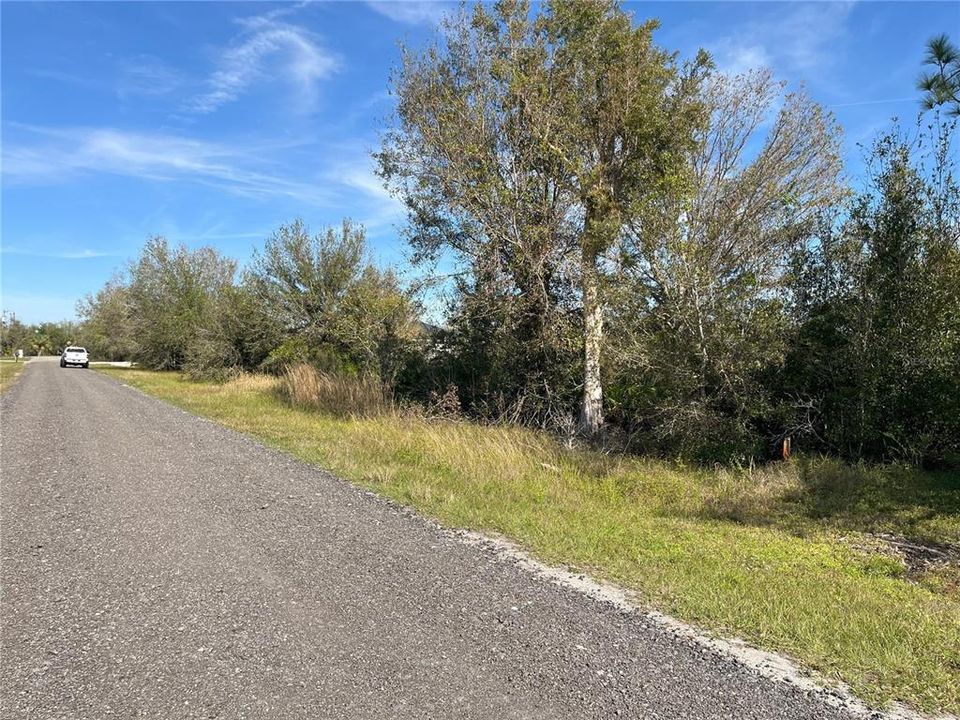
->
xmin=580 ymin=249 xmax=604 ymax=434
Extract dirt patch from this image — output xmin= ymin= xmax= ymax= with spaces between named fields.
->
xmin=875 ymin=533 xmax=959 ymax=574
xmin=848 ymin=532 xmax=960 ymax=586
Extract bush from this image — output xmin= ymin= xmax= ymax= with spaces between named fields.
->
xmin=279 ymin=364 xmax=392 ymax=418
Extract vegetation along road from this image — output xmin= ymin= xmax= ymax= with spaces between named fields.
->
xmin=0 ymin=359 xmax=877 ymax=719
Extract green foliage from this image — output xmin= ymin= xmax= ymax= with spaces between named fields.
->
xmin=207 ymin=283 xmax=284 ymax=374
xmin=377 ymin=0 xmax=584 ymax=422
xmin=77 ymin=219 xmax=419 ymax=385
xmin=918 ymin=33 xmax=960 ymax=116
xmin=124 ymin=237 xmax=237 ymax=371
xmin=260 ymin=336 xmax=316 ymax=375
xmin=77 ymin=277 xmax=135 ymax=360
xmin=378 ymin=0 xmax=709 ymax=431
xmin=0 ymin=313 xmax=31 ymax=356
xmin=429 ymin=270 xmax=582 ymax=425
xmin=604 ymin=70 xmax=843 ymax=461
xmin=784 ymin=120 xmax=960 ymax=465
xmin=0 ymin=313 xmax=87 ymax=357
xmin=68 ymin=14 xmax=960 ymax=470
xmin=246 ymin=218 xmax=419 ymax=381
xmin=79 ymin=236 xmax=269 ymax=377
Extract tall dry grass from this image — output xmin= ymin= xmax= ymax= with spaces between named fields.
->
xmin=280 ymin=363 xmax=392 ymax=418
xmin=225 ymin=372 xmax=280 ymax=395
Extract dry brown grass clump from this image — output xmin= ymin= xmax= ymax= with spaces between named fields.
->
xmin=280 ymin=363 xmax=392 ymax=418
xmin=225 ymin=372 xmax=280 ymax=394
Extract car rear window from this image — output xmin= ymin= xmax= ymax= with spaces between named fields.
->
xmin=66 ymin=347 xmax=86 ymax=353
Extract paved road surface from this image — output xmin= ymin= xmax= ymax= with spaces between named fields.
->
xmin=1 ymin=359 xmax=859 ymax=719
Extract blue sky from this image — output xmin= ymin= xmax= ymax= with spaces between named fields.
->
xmin=2 ymin=1 xmax=957 ymax=323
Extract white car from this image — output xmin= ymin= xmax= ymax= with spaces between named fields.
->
xmin=60 ymin=346 xmax=89 ymax=368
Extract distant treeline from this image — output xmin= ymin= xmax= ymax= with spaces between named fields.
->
xmin=0 ymin=316 xmax=85 ymax=358
xmin=7 ymin=3 xmax=958 ymax=467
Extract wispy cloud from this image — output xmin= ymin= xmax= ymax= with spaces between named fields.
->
xmin=367 ymin=1 xmax=451 ymax=26
xmin=827 ymin=97 xmax=913 ymax=109
xmin=3 ymin=126 xmax=333 ymax=204
xmin=29 ymin=57 xmax=184 ymax=102
xmin=188 ymin=7 xmax=338 ymax=114
xmin=319 ymin=143 xmax=406 ymax=236
xmin=714 ymin=44 xmax=772 ymax=77
xmin=341 ymin=167 xmax=406 ymax=234
xmin=710 ymin=2 xmax=856 ymax=77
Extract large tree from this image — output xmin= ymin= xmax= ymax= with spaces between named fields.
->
xmin=378 ymin=0 xmax=580 ymax=421
xmin=546 ymin=1 xmax=710 ymax=433
xmin=378 ymin=0 xmax=709 ymax=433
xmin=609 ymin=70 xmax=843 ymax=458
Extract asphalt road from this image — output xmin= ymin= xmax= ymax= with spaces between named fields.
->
xmin=1 ymin=359 xmax=861 ymax=719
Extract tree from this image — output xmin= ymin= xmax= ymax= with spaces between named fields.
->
xmin=785 ymin=120 xmax=960 ymax=464
xmin=246 ymin=218 xmax=418 ymax=381
xmin=77 ymin=276 xmax=135 ymax=360
xmin=0 ymin=312 xmax=30 ymax=356
xmin=608 ymin=70 xmax=843 ymax=458
xmin=552 ymin=3 xmax=712 ymax=434
xmin=379 ymin=0 xmax=709 ymax=433
xmin=27 ymin=321 xmax=81 ymax=356
xmin=125 ymin=237 xmax=237 ymax=370
xmin=377 ymin=0 xmax=581 ymax=422
xmin=918 ymin=34 xmax=960 ymax=116
xmin=211 ymin=283 xmax=285 ymax=374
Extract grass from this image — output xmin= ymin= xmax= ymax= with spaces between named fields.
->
xmin=280 ymin=363 xmax=391 ymax=417
xmin=0 ymin=359 xmax=28 ymax=393
xmin=101 ymin=367 xmax=960 ymax=715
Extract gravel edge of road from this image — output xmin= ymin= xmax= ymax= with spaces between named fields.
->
xmin=103 ymin=373 xmax=957 ymax=720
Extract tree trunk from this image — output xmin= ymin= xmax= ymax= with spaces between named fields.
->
xmin=580 ymin=246 xmax=604 ymax=435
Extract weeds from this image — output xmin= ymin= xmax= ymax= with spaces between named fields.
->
xmin=279 ymin=364 xmax=392 ymax=418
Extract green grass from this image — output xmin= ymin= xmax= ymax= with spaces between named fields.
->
xmin=101 ymin=368 xmax=960 ymax=714
xmin=0 ymin=359 xmax=27 ymax=393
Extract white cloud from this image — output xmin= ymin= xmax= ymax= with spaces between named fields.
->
xmin=710 ymin=2 xmax=856 ymax=78
xmin=321 ymin=150 xmax=406 ymax=236
xmin=713 ymin=43 xmax=772 ymax=76
xmin=782 ymin=2 xmax=857 ymax=72
xmin=367 ymin=1 xmax=451 ymax=26
xmin=3 ymin=126 xmax=333 ymax=204
xmin=188 ymin=9 xmax=338 ymax=114
xmin=337 ymin=166 xmax=395 ymax=205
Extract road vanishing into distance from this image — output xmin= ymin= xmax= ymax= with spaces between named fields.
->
xmin=2 ymin=359 xmax=862 ymax=719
